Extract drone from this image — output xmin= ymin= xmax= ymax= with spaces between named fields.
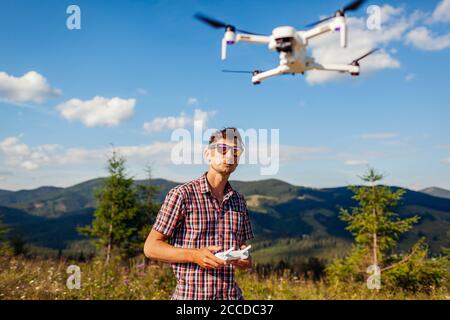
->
xmin=195 ymin=0 xmax=379 ymax=85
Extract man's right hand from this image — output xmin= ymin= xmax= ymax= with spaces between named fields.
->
xmin=191 ymin=246 xmax=227 ymax=269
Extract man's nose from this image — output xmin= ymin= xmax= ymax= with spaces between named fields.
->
xmin=224 ymin=149 xmax=237 ymax=164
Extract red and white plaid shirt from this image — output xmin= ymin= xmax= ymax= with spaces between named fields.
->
xmin=152 ymin=171 xmax=254 ymax=300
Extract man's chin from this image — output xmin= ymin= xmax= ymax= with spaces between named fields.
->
xmin=216 ymin=164 xmax=237 ymax=174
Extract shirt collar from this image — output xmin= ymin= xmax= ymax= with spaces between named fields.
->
xmin=199 ymin=171 xmax=235 ymax=199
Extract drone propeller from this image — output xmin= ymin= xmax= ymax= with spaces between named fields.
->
xmin=350 ymin=48 xmax=380 ymax=66
xmin=305 ymin=0 xmax=366 ymax=28
xmin=222 ymin=69 xmax=260 ymax=74
xmin=222 ymin=69 xmax=266 ymax=76
xmin=194 ymin=13 xmax=261 ymax=35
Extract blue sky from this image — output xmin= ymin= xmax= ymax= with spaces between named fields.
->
xmin=1 ymin=0 xmax=450 ymax=191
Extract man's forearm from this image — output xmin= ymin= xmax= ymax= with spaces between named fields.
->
xmin=145 ymin=239 xmax=195 ymax=264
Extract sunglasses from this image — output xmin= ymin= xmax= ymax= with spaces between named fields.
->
xmin=209 ymin=143 xmax=244 ymax=157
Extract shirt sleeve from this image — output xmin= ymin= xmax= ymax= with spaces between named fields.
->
xmin=152 ymin=187 xmax=185 ymax=238
xmin=241 ymin=207 xmax=254 ymax=242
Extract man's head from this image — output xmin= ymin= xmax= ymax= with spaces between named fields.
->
xmin=205 ymin=127 xmax=244 ymax=175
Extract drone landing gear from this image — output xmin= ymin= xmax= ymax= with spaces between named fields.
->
xmin=251 ymin=65 xmax=290 ymax=84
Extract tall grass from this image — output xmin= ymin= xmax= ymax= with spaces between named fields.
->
xmin=0 ymin=255 xmax=448 ymax=300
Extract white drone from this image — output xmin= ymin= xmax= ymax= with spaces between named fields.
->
xmin=195 ymin=0 xmax=378 ymax=85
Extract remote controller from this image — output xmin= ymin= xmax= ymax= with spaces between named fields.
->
xmin=215 ymin=245 xmax=252 ymax=261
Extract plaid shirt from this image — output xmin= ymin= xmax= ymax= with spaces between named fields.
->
xmin=152 ymin=171 xmax=254 ymax=300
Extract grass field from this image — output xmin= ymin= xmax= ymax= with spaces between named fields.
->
xmin=1 ymin=254 xmax=448 ymax=300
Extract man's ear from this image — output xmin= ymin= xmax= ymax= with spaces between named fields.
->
xmin=204 ymin=146 xmax=211 ymax=163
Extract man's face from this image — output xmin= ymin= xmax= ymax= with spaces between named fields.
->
xmin=206 ymin=138 xmax=243 ymax=175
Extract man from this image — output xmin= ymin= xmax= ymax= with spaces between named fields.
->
xmin=144 ymin=127 xmax=254 ymax=300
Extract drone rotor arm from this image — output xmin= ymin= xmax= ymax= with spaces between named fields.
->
xmin=306 ymin=62 xmax=359 ymax=75
xmin=221 ymin=34 xmax=270 ymax=60
xmin=251 ymin=65 xmax=290 ymax=84
xmin=302 ymin=22 xmax=335 ymax=43
xmin=236 ymin=34 xmax=271 ymax=44
xmin=303 ymin=16 xmax=347 ymax=47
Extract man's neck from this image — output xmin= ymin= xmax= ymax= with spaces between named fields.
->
xmin=206 ymin=170 xmax=230 ymax=201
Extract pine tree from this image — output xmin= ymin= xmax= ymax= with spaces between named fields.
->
xmin=133 ymin=165 xmax=160 ymax=256
xmin=0 ymin=217 xmax=7 ymax=240
xmin=327 ymin=168 xmax=420 ymax=282
xmin=0 ymin=215 xmax=9 ymax=253
xmin=442 ymin=231 xmax=450 ymax=256
xmin=9 ymin=234 xmax=27 ymax=256
xmin=79 ymin=150 xmax=139 ymax=264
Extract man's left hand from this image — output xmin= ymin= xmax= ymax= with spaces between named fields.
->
xmin=230 ymin=245 xmax=252 ymax=270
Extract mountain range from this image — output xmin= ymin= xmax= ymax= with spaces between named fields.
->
xmin=1 ymin=178 xmax=449 ymax=263
xmin=420 ymin=187 xmax=450 ymax=199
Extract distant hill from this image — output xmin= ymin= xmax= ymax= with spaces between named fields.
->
xmin=0 ymin=205 xmax=94 ymax=249
xmin=0 ymin=178 xmax=178 ymax=218
xmin=420 ymin=187 xmax=450 ymax=199
xmin=1 ymin=178 xmax=449 ymax=259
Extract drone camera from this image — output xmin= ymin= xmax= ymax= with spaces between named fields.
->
xmin=275 ymin=37 xmax=294 ymax=53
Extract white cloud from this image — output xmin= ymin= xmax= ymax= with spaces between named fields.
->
xmin=0 ymin=137 xmax=30 ymax=157
xmin=187 ymin=97 xmax=199 ymax=106
xmin=278 ymin=146 xmax=328 ymax=163
xmin=305 ymin=5 xmax=408 ymax=85
xmin=0 ymin=71 xmax=61 ymax=103
xmin=0 ymin=135 xmax=176 ymax=172
xmin=56 ymin=96 xmax=136 ymax=127
xmin=0 ymin=136 xmax=47 ymax=171
xmin=56 ymin=142 xmax=176 ymax=166
xmin=441 ymin=158 xmax=450 ymax=164
xmin=136 ymin=88 xmax=148 ymax=95
xmin=406 ymin=26 xmax=450 ymax=51
xmin=430 ymin=0 xmax=450 ymax=23
xmin=143 ymin=108 xmax=215 ymax=134
xmin=344 ymin=159 xmax=369 ymax=166
xmin=193 ymin=109 xmax=215 ymax=126
xmin=359 ymin=132 xmax=399 ymax=140
xmin=405 ymin=73 xmax=415 ymax=81
xmin=143 ymin=113 xmax=190 ymax=133
xmin=20 ymin=161 xmax=39 ymax=171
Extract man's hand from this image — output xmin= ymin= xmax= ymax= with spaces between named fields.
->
xmin=191 ymin=245 xmax=227 ymax=269
xmin=231 ymin=245 xmax=252 ymax=270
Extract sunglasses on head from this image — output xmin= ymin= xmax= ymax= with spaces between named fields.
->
xmin=209 ymin=143 xmax=244 ymax=157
